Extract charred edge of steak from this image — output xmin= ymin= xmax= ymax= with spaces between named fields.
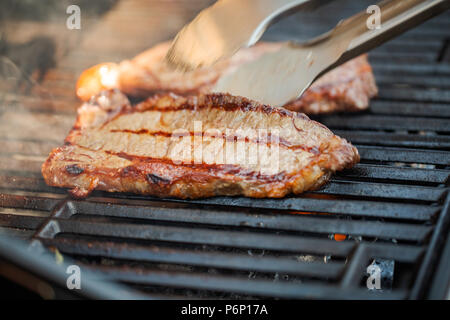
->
xmin=65 ymin=164 xmax=84 ymax=175
xmin=146 ymin=173 xmax=171 ymax=185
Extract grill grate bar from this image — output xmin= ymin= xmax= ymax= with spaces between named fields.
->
xmin=428 ymin=230 xmax=450 ymax=299
xmin=40 ymin=238 xmax=344 ymax=279
xmin=0 ymin=176 xmax=66 ymax=194
xmin=372 ymin=75 xmax=450 ymax=90
xmin=0 ymin=157 xmax=43 ymax=173
xmin=334 ymin=130 xmax=450 ymax=150
xmin=0 ymin=227 xmax=35 ymax=239
xmin=0 ymin=180 xmax=444 ymax=203
xmin=85 ymin=265 xmax=407 ymax=300
xmin=356 ymin=146 xmax=450 ymax=165
xmin=0 ymin=139 xmax=55 ymax=157
xmin=41 ymin=218 xmax=357 ymax=256
xmin=160 ymin=197 xmax=439 ymax=221
xmin=0 ymin=193 xmax=61 ymax=211
xmin=372 ymin=42 xmax=443 ymax=54
xmin=70 ymin=200 xmax=433 ymax=241
xmin=370 ymin=62 xmax=450 ymax=76
xmin=367 ymin=101 xmax=450 ymax=117
xmin=0 ymin=214 xmax=46 ymax=230
xmin=335 ymin=164 xmax=449 ymax=184
xmin=315 ymin=181 xmax=446 ymax=202
xmin=320 ymin=115 xmax=450 ymax=132
xmin=410 ymin=193 xmax=450 ymax=298
xmin=376 ymin=87 xmax=450 ymax=103
xmin=369 ymin=52 xmax=437 ymax=63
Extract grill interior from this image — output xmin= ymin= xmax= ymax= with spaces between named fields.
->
xmin=0 ymin=0 xmax=449 ymax=299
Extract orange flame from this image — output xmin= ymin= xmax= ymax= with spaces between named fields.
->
xmin=76 ymin=63 xmax=119 ymax=101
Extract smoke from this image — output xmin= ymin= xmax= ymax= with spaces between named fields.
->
xmin=0 ymin=52 xmax=64 ymax=162
xmin=0 ymin=1 xmax=118 ymax=175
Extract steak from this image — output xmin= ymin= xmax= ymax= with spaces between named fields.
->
xmin=42 ymin=90 xmax=359 ymax=199
xmin=76 ymin=41 xmax=377 ymax=114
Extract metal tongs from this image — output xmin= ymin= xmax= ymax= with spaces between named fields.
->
xmin=166 ymin=0 xmax=449 ymax=106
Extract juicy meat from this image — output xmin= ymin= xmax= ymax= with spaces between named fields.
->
xmin=42 ymin=90 xmax=359 ymax=199
xmin=284 ymin=56 xmax=378 ymax=114
xmin=76 ymin=41 xmax=377 ymax=114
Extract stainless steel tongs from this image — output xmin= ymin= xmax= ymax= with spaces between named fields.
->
xmin=166 ymin=0 xmax=449 ymax=106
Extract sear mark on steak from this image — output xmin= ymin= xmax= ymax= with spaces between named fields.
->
xmin=147 ymin=173 xmax=171 ymax=185
xmin=65 ymin=164 xmax=84 ymax=175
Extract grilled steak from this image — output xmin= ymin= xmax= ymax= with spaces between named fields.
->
xmin=42 ymin=90 xmax=359 ymax=199
xmin=76 ymin=41 xmax=377 ymax=114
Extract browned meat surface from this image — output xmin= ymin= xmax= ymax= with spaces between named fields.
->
xmin=42 ymin=90 xmax=359 ymax=199
xmin=76 ymin=41 xmax=377 ymax=114
xmin=284 ymin=55 xmax=378 ymax=114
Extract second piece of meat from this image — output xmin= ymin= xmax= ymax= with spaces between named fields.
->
xmin=76 ymin=41 xmax=378 ymax=114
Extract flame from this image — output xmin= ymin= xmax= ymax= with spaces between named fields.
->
xmin=333 ymin=234 xmax=347 ymax=241
xmin=76 ymin=63 xmax=119 ymax=101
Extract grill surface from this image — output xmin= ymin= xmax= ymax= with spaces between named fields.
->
xmin=0 ymin=0 xmax=449 ymax=299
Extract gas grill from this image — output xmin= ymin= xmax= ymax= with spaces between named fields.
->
xmin=0 ymin=0 xmax=449 ymax=299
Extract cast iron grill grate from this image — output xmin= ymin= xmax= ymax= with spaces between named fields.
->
xmin=0 ymin=0 xmax=449 ymax=299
